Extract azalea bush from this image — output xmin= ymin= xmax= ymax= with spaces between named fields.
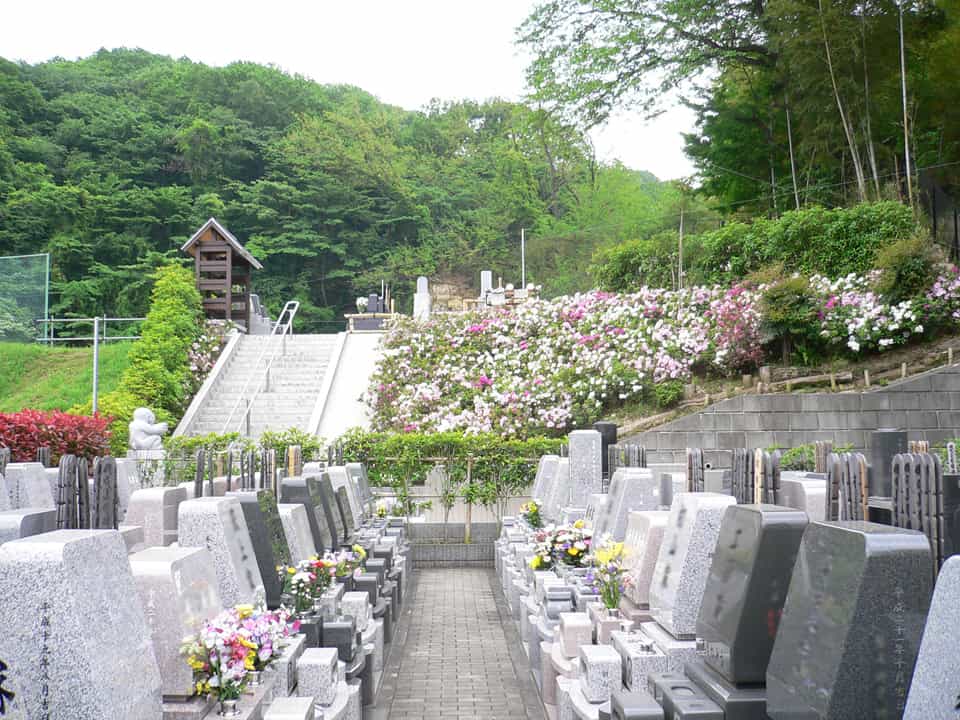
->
xmin=368 ymin=265 xmax=960 ymax=437
xmin=0 ymin=409 xmax=111 ymax=462
xmin=368 ymin=287 xmax=765 ymax=437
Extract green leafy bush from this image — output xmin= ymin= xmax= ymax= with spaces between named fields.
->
xmin=654 ymin=380 xmax=685 ymax=408
xmin=874 ymin=233 xmax=941 ymax=303
xmin=259 ymin=428 xmax=324 ymax=460
xmin=761 ymin=276 xmax=824 ymax=364
xmin=693 ymin=202 xmax=918 ymax=283
xmin=590 ymin=230 xmax=704 ymax=291
xmin=72 ymin=263 xmax=202 ymax=452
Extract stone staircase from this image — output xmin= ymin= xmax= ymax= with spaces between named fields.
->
xmin=184 ymin=333 xmax=340 ymax=438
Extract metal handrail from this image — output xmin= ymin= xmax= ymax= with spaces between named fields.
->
xmin=221 ymin=300 xmax=300 ymax=435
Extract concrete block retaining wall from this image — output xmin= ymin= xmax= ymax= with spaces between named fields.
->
xmin=627 ymin=363 xmax=960 ymax=466
xmin=407 ymin=522 xmax=498 ymax=567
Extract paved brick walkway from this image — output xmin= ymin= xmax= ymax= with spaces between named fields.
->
xmin=373 ymin=568 xmax=545 ymax=720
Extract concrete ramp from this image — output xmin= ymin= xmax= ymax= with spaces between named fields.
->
xmin=312 ymin=331 xmax=384 ymax=441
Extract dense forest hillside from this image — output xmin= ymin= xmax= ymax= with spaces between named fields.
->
xmin=0 ymin=49 xmax=685 ymax=332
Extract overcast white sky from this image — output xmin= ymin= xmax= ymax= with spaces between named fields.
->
xmin=1 ymin=0 xmax=696 ymax=180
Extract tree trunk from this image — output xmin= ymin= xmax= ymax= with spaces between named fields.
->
xmin=861 ymin=16 xmax=881 ymax=199
xmin=785 ymin=94 xmax=801 ymax=210
xmin=818 ymin=0 xmax=867 ymax=201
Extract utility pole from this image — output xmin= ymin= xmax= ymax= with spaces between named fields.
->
xmin=92 ymin=316 xmax=100 ymax=413
xmin=678 ymin=207 xmax=684 ymax=292
xmin=521 ymin=228 xmax=526 ymax=287
xmin=899 ymin=0 xmax=914 ymax=207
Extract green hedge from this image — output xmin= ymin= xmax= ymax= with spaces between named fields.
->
xmin=592 ymin=202 xmax=919 ymax=291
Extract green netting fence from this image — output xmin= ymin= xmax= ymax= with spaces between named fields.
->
xmin=0 ymin=253 xmax=49 ymax=342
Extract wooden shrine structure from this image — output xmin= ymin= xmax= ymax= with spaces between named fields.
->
xmin=181 ymin=218 xmax=263 ymax=328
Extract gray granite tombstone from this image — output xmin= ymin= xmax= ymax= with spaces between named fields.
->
xmin=0 ymin=508 xmax=57 ymax=544
xmin=225 ymin=489 xmax=290 ymax=608
xmin=569 ymin=430 xmax=603 ymax=507
xmin=545 ymin=458 xmax=571 ymax=522
xmin=766 ymin=521 xmax=932 ymax=720
xmin=903 ymin=554 xmax=960 ymax=719
xmin=779 ymin=472 xmax=827 ymax=523
xmin=336 ymin=487 xmax=357 ymax=537
xmin=532 ymin=454 xmax=560 ymax=501
xmin=327 ymin=465 xmax=363 ymax=526
xmin=596 ymin=467 xmax=683 ymax=541
xmin=345 ymin=462 xmax=374 ymax=517
xmin=277 ymin=502 xmax=318 ymax=563
xmin=0 ymin=530 xmax=162 ymax=718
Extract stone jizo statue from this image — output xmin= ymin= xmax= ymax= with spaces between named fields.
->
xmin=129 ymin=407 xmax=168 ymax=451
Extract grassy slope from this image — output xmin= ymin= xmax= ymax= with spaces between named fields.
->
xmin=0 ymin=342 xmax=132 ymax=413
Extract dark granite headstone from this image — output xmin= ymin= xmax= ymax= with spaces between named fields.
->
xmin=594 ymin=421 xmax=618 ymax=481
xmin=92 ymin=456 xmax=119 ymax=529
xmin=869 ymin=429 xmax=908 ymax=498
xmin=766 ymin=521 xmax=933 ymax=720
xmin=336 ymin=487 xmax=356 ymax=536
xmin=316 ymin=473 xmax=346 ymax=546
xmin=698 ymin=504 xmax=808 ymax=685
xmin=226 ymin=489 xmax=289 ymax=608
xmin=280 ymin=477 xmax=333 ymax=554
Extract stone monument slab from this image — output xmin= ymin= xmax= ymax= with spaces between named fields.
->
xmin=569 ymin=430 xmax=603 ymax=507
xmin=649 ymin=493 xmax=736 ymax=639
xmin=4 ymin=462 xmax=54 ymax=509
xmin=280 ymin=477 xmax=334 ymax=553
xmin=177 ymin=496 xmax=265 ymax=607
xmin=226 ymin=489 xmax=289 ymax=608
xmin=129 ymin=546 xmax=221 ymax=698
xmin=697 ymin=504 xmax=808 ymax=684
xmin=0 ymin=508 xmax=57 ymax=544
xmin=278 ymin=503 xmax=317 ymax=564
xmin=0 ymin=529 xmax=162 ymax=718
xmin=766 ymin=521 xmax=932 ymax=720
xmin=622 ymin=510 xmax=670 ymax=610
xmin=126 ymin=486 xmax=186 ymax=547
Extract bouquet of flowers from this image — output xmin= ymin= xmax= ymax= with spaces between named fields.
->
xmin=327 ymin=545 xmax=367 ymax=578
xmin=586 ymin=537 xmax=629 ymax=610
xmin=181 ymin=605 xmax=298 ymax=699
xmin=279 ymin=556 xmax=337 ymax=613
xmin=520 ymin=499 xmax=543 ymax=529
xmin=528 ymin=520 xmax=593 ymax=569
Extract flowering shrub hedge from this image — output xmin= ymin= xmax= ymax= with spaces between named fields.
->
xmin=367 ymin=266 xmax=960 ymax=437
xmin=0 ymin=409 xmax=111 ymax=462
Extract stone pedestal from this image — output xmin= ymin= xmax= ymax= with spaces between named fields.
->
xmin=578 ymin=645 xmax=620 ymax=703
xmin=177 ymin=496 xmax=265 ymax=606
xmin=0 ymin=530 xmax=162 ymax=718
xmin=129 ymin=546 xmax=221 ymax=698
xmin=298 ymin=647 xmax=339 ymax=705
xmin=341 ymin=591 xmax=370 ymax=631
xmin=559 ymin=612 xmax=593 ymax=659
xmin=268 ymin=634 xmax=306 ymax=698
xmin=264 ymin=696 xmax=314 ymax=720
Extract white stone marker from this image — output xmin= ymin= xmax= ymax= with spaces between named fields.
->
xmin=0 ymin=529 xmax=162 ymax=719
xmin=595 ymin=468 xmax=684 ymax=541
xmin=568 ymin=430 xmax=602 ymax=507
xmin=4 ymin=463 xmax=54 ymax=509
xmin=177 ymin=496 xmax=265 ymax=606
xmin=413 ymin=275 xmax=431 ymax=321
xmin=622 ymin=510 xmax=670 ymax=610
xmin=649 ymin=492 xmax=736 ymax=639
xmin=278 ymin=503 xmax=318 ymax=564
xmin=327 ymin=466 xmax=362 ymax=528
xmin=532 ymin=455 xmax=560 ymax=500
xmin=129 ymin=546 xmax=222 ymax=698
xmin=545 ymin=458 xmax=571 ymax=522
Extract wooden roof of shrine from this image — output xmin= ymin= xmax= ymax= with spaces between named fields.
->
xmin=180 ymin=217 xmax=263 ymax=270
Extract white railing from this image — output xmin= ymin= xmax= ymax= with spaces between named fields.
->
xmin=221 ymin=300 xmax=299 ymax=435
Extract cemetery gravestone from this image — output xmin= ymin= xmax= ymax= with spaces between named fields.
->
xmin=327 ymin=466 xmax=363 ymax=527
xmin=596 ymin=468 xmax=684 ymax=541
xmin=569 ymin=430 xmax=603 ymax=507
xmin=278 ymin=503 xmax=318 ymax=564
xmin=869 ymin=429 xmax=908 ymax=497
xmin=315 ymin=474 xmax=346 ymax=548
xmin=903 ymin=554 xmax=960 ymax=719
xmin=0 ymin=530 xmax=163 ymax=718
xmin=532 ymin=455 xmax=561 ymax=502
xmin=649 ymin=493 xmax=737 ymax=639
xmin=4 ymin=463 xmax=54 ymax=510
xmin=683 ymin=504 xmax=809 ymax=719
xmin=129 ymin=546 xmax=221 ymax=698
xmin=779 ymin=472 xmax=827 ymax=522
xmin=280 ymin=477 xmax=334 ymax=554
xmin=345 ymin=463 xmax=373 ymax=517
xmin=545 ymin=459 xmax=571 ymax=522
xmin=621 ymin=510 xmax=670 ymax=613
xmin=0 ymin=508 xmax=57 ymax=544
xmin=413 ymin=275 xmax=431 ymax=320
xmin=177 ymin=496 xmax=265 ymax=607
xmin=226 ymin=489 xmax=290 ymax=608
xmin=125 ymin=486 xmax=186 ymax=547
xmin=766 ymin=521 xmax=932 ymax=720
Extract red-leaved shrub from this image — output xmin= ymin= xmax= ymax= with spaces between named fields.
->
xmin=0 ymin=410 xmax=112 ymax=463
